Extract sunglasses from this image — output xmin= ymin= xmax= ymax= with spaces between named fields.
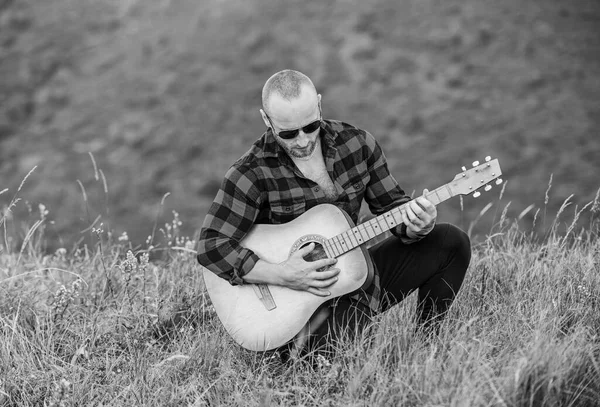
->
xmin=266 ymin=115 xmax=322 ymax=140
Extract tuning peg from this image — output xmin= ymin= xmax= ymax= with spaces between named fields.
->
xmin=461 ymin=166 xmax=466 ymax=172
xmin=472 ymin=161 xmax=480 ymax=167
xmin=495 ymin=178 xmax=503 ymax=185
xmin=485 ymin=156 xmax=491 ymax=162
xmin=473 ymin=191 xmax=481 ymax=198
xmin=485 ymin=185 xmax=492 ymax=191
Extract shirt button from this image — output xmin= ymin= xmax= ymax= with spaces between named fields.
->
xmin=353 ymin=182 xmax=361 ymax=189
xmin=314 ymin=187 xmax=320 ymax=192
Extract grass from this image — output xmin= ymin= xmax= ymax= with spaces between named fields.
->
xmin=1 ymin=173 xmax=600 ymax=406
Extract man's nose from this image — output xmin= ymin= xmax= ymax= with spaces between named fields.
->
xmin=295 ymin=131 xmax=310 ymax=147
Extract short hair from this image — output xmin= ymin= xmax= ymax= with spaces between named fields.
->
xmin=262 ymin=70 xmax=316 ymax=114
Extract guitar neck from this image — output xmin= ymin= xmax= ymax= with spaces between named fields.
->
xmin=324 ymin=183 xmax=455 ymax=258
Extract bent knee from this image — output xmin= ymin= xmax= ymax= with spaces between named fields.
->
xmin=439 ymin=223 xmax=471 ymax=263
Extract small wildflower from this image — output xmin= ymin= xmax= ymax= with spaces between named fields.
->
xmin=172 ymin=210 xmax=182 ymax=226
xmin=92 ymin=223 xmax=104 ymax=236
xmin=576 ymin=284 xmax=592 ymax=301
xmin=316 ymin=354 xmax=332 ymax=369
xmin=71 ymin=278 xmax=82 ymax=296
xmin=55 ymin=248 xmax=67 ymax=261
xmin=118 ymin=232 xmax=129 ymax=242
xmin=39 ymin=203 xmax=49 ymax=219
xmin=52 ymin=278 xmax=83 ymax=318
xmin=119 ymin=250 xmax=150 ymax=307
xmin=184 ymin=239 xmax=195 ymax=251
xmin=139 ymin=252 xmax=149 ymax=274
xmin=120 ymin=250 xmax=136 ymax=276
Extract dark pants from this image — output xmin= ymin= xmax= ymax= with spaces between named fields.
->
xmin=306 ymin=222 xmax=471 ymax=352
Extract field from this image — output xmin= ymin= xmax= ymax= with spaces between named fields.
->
xmin=1 ymin=0 xmax=600 ymax=248
xmin=1 ymin=175 xmax=600 ymax=406
xmin=1 ymin=0 xmax=600 ymax=405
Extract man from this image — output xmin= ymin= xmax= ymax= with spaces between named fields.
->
xmin=197 ymin=69 xmax=471 ymax=357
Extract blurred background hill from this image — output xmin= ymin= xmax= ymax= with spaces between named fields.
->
xmin=1 ymin=0 xmax=599 ymax=250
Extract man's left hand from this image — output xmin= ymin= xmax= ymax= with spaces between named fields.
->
xmin=400 ymin=189 xmax=437 ymax=238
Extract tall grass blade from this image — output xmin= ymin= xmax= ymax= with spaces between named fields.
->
xmin=89 ymin=152 xmax=99 ymax=181
xmin=17 ymin=166 xmax=37 ymax=193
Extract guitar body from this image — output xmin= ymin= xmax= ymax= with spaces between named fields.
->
xmin=202 ymin=204 xmax=373 ymax=351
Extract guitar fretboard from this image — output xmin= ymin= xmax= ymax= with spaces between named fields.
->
xmin=322 ymin=183 xmax=456 ymax=258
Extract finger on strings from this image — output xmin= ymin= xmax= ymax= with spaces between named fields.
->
xmin=406 ymin=203 xmax=420 ymax=221
xmin=400 ymin=207 xmax=411 ymax=225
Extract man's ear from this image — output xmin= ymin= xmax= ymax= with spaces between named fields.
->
xmin=259 ymin=109 xmax=271 ymax=129
xmin=317 ymin=94 xmax=322 ymax=115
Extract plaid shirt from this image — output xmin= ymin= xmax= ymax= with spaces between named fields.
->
xmin=197 ymin=119 xmax=419 ymax=312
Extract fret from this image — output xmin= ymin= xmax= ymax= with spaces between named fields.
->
xmin=347 ymin=229 xmax=359 ymax=248
xmin=432 ymin=187 xmax=445 ymax=205
xmin=374 ymin=215 xmax=387 ymax=233
xmin=353 ymin=227 xmax=365 ymax=245
xmin=391 ymin=207 xmax=403 ymax=225
xmin=370 ymin=218 xmax=380 ymax=235
xmin=369 ymin=218 xmax=383 ymax=237
xmin=328 ymin=240 xmax=340 ymax=258
xmin=332 ymin=234 xmax=342 ymax=253
xmin=338 ymin=234 xmax=349 ymax=251
xmin=323 ymin=241 xmax=336 ymax=258
xmin=364 ymin=220 xmax=376 ymax=239
xmin=338 ymin=236 xmax=350 ymax=253
xmin=444 ymin=185 xmax=454 ymax=201
xmin=432 ymin=189 xmax=442 ymax=206
xmin=331 ymin=235 xmax=343 ymax=254
xmin=358 ymin=224 xmax=371 ymax=240
xmin=383 ymin=211 xmax=398 ymax=229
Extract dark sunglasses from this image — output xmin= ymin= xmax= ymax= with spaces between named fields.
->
xmin=266 ymin=115 xmax=322 ymax=140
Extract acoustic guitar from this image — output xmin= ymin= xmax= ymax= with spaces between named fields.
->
xmin=201 ymin=157 xmax=502 ymax=351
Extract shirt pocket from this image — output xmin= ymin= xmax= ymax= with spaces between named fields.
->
xmin=340 ymin=178 xmax=366 ymax=220
xmin=268 ymin=198 xmax=306 ymax=224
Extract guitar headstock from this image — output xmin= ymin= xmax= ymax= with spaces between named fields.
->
xmin=450 ymin=156 xmax=503 ymax=198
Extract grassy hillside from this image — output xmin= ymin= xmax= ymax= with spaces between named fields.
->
xmin=1 ymin=0 xmax=599 ymax=249
xmin=1 ymin=196 xmax=599 ymax=405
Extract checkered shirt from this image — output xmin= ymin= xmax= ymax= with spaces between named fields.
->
xmin=197 ymin=119 xmax=419 ymax=312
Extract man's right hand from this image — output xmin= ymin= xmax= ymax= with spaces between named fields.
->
xmin=279 ymin=243 xmax=340 ymax=297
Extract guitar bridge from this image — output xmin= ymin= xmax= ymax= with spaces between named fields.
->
xmin=252 ymin=284 xmax=277 ymax=311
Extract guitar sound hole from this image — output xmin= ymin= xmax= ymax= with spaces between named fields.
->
xmin=300 ymin=242 xmax=331 ymax=271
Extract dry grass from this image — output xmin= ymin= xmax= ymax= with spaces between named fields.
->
xmin=1 ymin=173 xmax=600 ymax=406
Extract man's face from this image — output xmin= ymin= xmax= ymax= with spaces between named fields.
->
xmin=264 ymin=85 xmax=322 ymax=159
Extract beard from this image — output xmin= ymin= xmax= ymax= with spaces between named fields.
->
xmin=286 ymin=141 xmax=317 ymax=159
xmin=277 ymin=134 xmax=321 ymax=160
